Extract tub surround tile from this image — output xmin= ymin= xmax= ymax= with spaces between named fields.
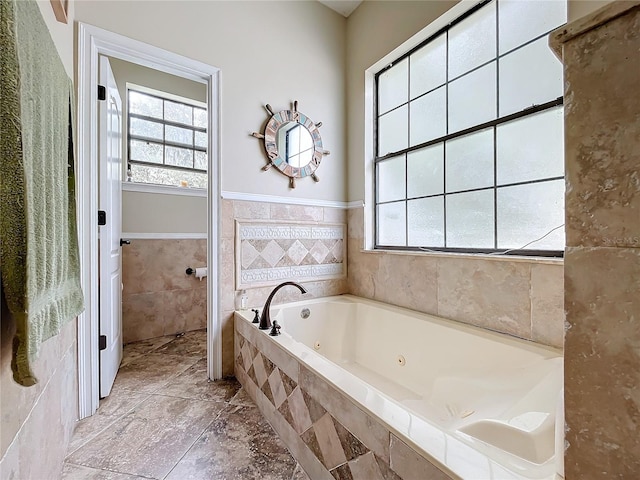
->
xmin=558 ymin=4 xmax=640 ymax=477
xmin=299 ymin=365 xmax=390 ymax=464
xmin=236 ymin=220 xmax=346 ymax=290
xmin=564 ymin=246 xmax=640 ymax=476
xmin=234 ymin=328 xmax=453 ymax=480
xmin=377 ymin=253 xmax=437 ymax=315
xmin=233 ymin=199 xmax=271 ymax=220
xmin=347 ymin=207 xmax=364 ymax=240
xmin=221 ymin=199 xmax=234 ymax=238
xmin=268 ymin=367 xmax=289 ymax=409
xmin=344 ymin=452 xmax=401 ymax=480
xmin=287 ymin=386 xmax=314 ymax=434
xmin=530 ymin=263 xmax=564 ymax=348
xmin=271 ymin=204 xmax=324 ymax=222
xmin=437 ymin=257 xmax=532 ymax=339
xmin=389 ymin=435 xmax=455 ymax=480
xmin=222 ymin=310 xmax=236 ymax=377
xmin=323 ymin=207 xmax=347 ymax=224
xmin=166 ymin=404 xmax=296 ymax=480
xmin=253 ymin=376 xmax=335 ymax=480
xmin=67 ymin=395 xmax=218 ymax=479
xmin=346 ymin=206 xmax=564 ymax=349
xmin=563 ymin=6 xmax=640 ymax=250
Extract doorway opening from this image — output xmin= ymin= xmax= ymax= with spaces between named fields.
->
xmin=77 ymin=23 xmax=221 ymax=418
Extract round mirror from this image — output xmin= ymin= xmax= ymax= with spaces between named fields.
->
xmin=277 ymin=121 xmax=314 ymax=168
xmin=253 ymin=102 xmax=329 ymax=188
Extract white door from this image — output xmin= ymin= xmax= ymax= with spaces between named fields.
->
xmin=98 ymin=56 xmax=123 ymax=398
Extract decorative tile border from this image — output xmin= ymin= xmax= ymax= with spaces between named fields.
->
xmin=235 ymin=220 xmax=346 ymax=289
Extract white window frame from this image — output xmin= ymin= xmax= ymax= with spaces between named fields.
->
xmin=125 ymin=83 xmax=208 ymax=192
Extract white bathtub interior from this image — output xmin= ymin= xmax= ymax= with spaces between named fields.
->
xmin=240 ymin=295 xmax=563 ymax=479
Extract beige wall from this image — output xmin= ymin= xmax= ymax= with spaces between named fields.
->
xmin=121 ymin=191 xmax=207 ymax=234
xmin=108 ymin=58 xmax=209 ymax=234
xmin=1 ymin=2 xmax=78 ymax=478
xmin=75 ymin=0 xmax=348 ymax=203
xmin=345 ymin=0 xmax=459 ymax=202
xmin=109 ymin=57 xmax=206 ymax=104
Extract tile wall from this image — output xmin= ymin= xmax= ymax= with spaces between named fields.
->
xmin=0 ymin=305 xmax=77 ymax=478
xmin=347 ymin=207 xmax=564 ymax=349
xmin=235 ymin=316 xmax=453 ymax=480
xmin=122 ymin=239 xmax=207 ymax=343
xmin=121 ymin=201 xmax=348 ymax=377
xmin=220 ymin=200 xmax=349 ymax=376
xmin=236 ymin=221 xmax=345 ymax=289
xmin=553 ymin=3 xmax=640 ymax=477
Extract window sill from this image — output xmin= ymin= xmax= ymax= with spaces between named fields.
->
xmin=122 ymin=182 xmax=207 ymax=198
xmin=358 ymin=246 xmax=564 ymax=266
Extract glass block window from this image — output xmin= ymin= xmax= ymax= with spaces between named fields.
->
xmin=375 ymin=0 xmax=566 ymax=255
xmin=127 ymin=88 xmax=207 ymax=189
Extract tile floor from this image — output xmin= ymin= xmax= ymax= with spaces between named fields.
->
xmin=62 ymin=330 xmax=309 ymax=480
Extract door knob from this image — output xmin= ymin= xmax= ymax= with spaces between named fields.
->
xmin=120 ymin=239 xmax=131 ymax=246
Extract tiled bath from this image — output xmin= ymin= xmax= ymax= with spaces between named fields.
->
xmin=235 ymin=315 xmax=453 ymax=480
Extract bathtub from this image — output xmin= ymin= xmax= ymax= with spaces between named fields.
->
xmin=234 ymin=295 xmax=563 ymax=480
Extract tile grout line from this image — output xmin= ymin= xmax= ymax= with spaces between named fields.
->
xmin=64 ymin=461 xmax=157 ymax=480
xmin=159 ymin=400 xmax=236 ymax=480
xmin=66 ymin=337 xmax=199 ymax=459
xmin=64 ymin=393 xmax=153 ymax=458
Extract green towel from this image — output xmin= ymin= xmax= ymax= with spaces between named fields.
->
xmin=1 ymin=0 xmax=84 ymax=386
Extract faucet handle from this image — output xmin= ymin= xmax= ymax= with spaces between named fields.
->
xmin=251 ymin=309 xmax=260 ymax=324
xmin=269 ymin=320 xmax=281 ymax=337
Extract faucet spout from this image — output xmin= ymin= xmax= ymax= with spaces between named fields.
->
xmin=259 ymin=282 xmax=307 ymax=330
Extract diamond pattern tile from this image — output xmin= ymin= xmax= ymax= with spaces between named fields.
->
xmin=241 ymin=240 xmax=260 ymax=269
xmin=260 ymin=240 xmax=286 ymax=267
xmin=237 ymin=332 xmax=395 ymax=480
xmin=237 ymin=221 xmax=346 ymax=288
xmin=310 ymin=241 xmax=330 ymax=264
xmin=287 ymin=240 xmax=309 ymax=265
xmin=311 ymin=413 xmax=347 ymax=469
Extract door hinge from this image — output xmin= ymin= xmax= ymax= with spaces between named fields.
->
xmin=99 ymin=335 xmax=107 ymax=351
xmin=98 ymin=85 xmax=106 ymax=101
xmin=98 ymin=210 xmax=106 ymax=226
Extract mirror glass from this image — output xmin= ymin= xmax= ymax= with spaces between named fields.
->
xmin=277 ymin=122 xmax=314 ymax=167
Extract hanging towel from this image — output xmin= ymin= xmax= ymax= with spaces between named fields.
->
xmin=0 ymin=0 xmax=84 ymax=386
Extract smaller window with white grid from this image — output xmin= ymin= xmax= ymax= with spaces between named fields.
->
xmin=127 ymin=87 xmax=207 ymax=189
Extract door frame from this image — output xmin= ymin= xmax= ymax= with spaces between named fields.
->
xmin=77 ymin=23 xmax=222 ymax=418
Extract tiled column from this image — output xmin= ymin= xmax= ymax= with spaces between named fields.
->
xmin=551 ymin=2 xmax=640 ymax=476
